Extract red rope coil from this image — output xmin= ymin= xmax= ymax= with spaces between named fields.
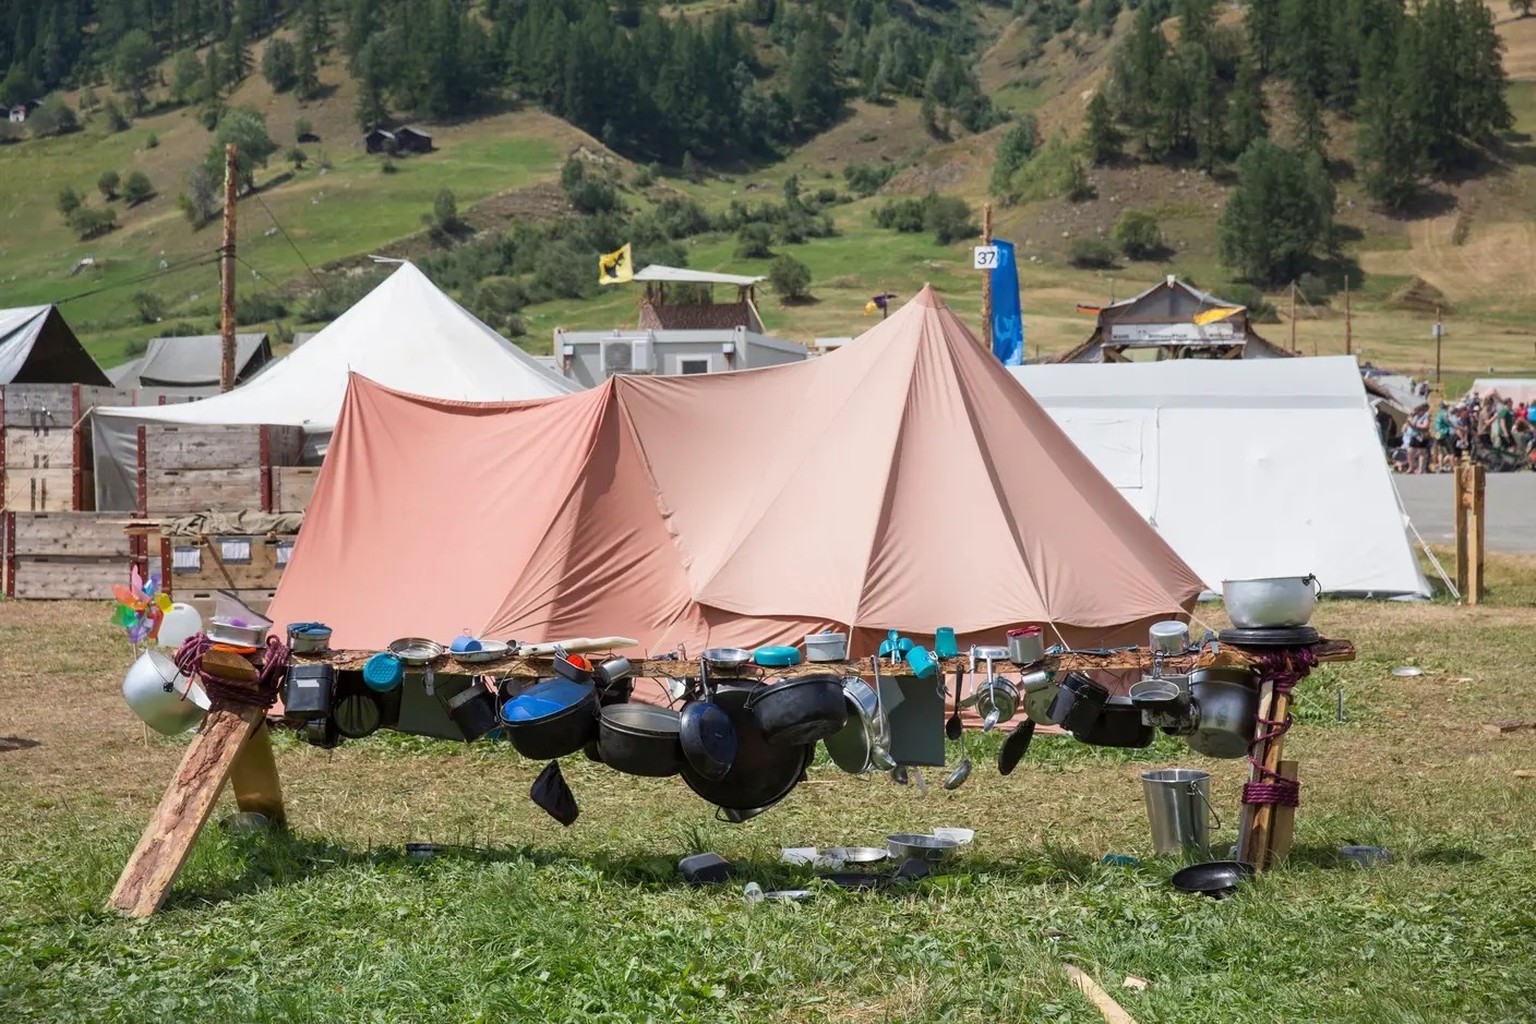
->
xmin=1240 ymin=646 xmax=1318 ymax=807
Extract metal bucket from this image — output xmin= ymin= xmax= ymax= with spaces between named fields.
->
xmin=1140 ymin=768 xmax=1218 ymax=856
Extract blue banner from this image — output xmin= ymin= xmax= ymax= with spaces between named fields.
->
xmin=990 ymin=239 xmax=1024 ymax=366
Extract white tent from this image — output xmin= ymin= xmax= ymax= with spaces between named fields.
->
xmin=92 ymin=262 xmax=578 ymax=510
xmin=1470 ymin=378 xmax=1536 ymax=405
xmin=1011 ymin=356 xmax=1430 ymax=597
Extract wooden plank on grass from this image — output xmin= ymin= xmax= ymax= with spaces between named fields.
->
xmin=1063 ymin=965 xmax=1140 ymax=1024
xmin=9 ymin=512 xmax=132 ymax=557
xmin=108 ymin=704 xmax=266 ymax=917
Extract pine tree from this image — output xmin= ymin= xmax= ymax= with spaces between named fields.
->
xmin=354 ymin=34 xmax=386 ymax=130
xmin=1219 ymin=139 xmax=1335 ymax=284
xmin=1291 ymin=87 xmax=1328 ymax=158
xmin=786 ymin=26 xmax=841 ymax=133
xmin=1223 ymin=58 xmax=1268 ymax=160
xmin=991 ymin=115 xmax=1040 ymax=196
xmin=223 ymin=15 xmax=251 ymax=84
xmin=172 ymin=47 xmax=203 ymax=104
xmin=1357 ymin=24 xmax=1427 ymax=210
xmin=1083 ymin=91 xmax=1119 ymax=166
xmin=294 ymin=34 xmax=321 ymax=100
xmin=1245 ymin=0 xmax=1282 ymax=72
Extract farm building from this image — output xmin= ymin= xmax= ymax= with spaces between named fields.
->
xmin=1052 ymin=275 xmax=1292 ymax=363
xmin=394 ymin=126 xmax=433 ymax=153
xmin=106 ymin=333 xmax=273 ymax=394
xmin=553 ymin=266 xmax=806 ymax=385
xmin=362 ymin=128 xmax=394 ymax=153
xmin=0 ymin=305 xmax=110 ymax=385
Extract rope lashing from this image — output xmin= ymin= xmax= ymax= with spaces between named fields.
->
xmin=1240 ymin=646 xmax=1318 ymax=808
xmin=174 ymin=633 xmax=289 ymax=710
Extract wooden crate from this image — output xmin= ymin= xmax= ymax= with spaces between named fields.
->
xmin=140 ymin=424 xmax=303 ymax=473
xmin=3 ymin=512 xmax=135 ymax=597
xmin=3 ymin=468 xmax=88 ymax=512
xmin=270 ymin=466 xmax=321 ymax=512
xmin=1 ymin=384 xmax=130 ymax=429
xmin=162 ymin=533 xmax=295 ymax=594
xmin=3 ymin=424 xmax=77 ymax=469
xmin=138 ymin=467 xmax=264 ymax=514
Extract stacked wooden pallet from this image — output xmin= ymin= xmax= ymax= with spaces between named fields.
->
xmin=135 ymin=423 xmax=304 ymax=515
xmin=3 ymin=511 xmax=135 ymax=599
xmin=1 ymin=384 xmax=130 ymax=512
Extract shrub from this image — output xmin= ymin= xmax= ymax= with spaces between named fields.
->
xmin=98 ymin=169 xmax=121 ymax=201
xmin=102 ymin=97 xmax=130 ymax=132
xmin=57 ymin=186 xmax=83 ymax=217
xmin=131 ymin=291 xmax=166 ymax=323
xmin=295 ymin=118 xmax=313 ymax=143
xmin=180 ymin=165 xmax=218 ymax=226
xmin=922 ymin=195 xmax=976 ymax=244
xmin=769 ymin=254 xmax=812 ymax=300
xmin=145 ymin=132 xmax=158 ymax=149
xmin=1112 ymin=209 xmax=1163 ymax=260
xmin=736 ymin=222 xmax=775 ymax=258
xmin=1218 ymin=282 xmax=1279 ymax=322
xmin=631 ymin=163 xmax=655 ymax=188
xmin=288 ymin=146 xmax=307 ymax=169
xmin=873 ymin=197 xmax=927 ymax=234
xmin=124 ymin=337 xmax=150 ymax=357
xmin=843 ymin=162 xmax=895 ymax=197
xmin=235 ymin=291 xmax=289 ymax=324
xmin=469 ymin=275 xmax=530 ymax=334
xmin=28 ymin=96 xmax=79 ymax=137
xmin=654 ymin=196 xmax=711 ymax=239
xmin=68 ymin=205 xmax=118 ymax=240
xmin=380 ymin=156 xmax=398 ymax=174
xmin=122 ymin=170 xmax=153 ymax=205
xmin=302 ymin=273 xmax=386 ymax=320
xmin=1296 ymin=272 xmax=1332 ymax=305
xmin=1067 ymin=237 xmax=1117 ymax=269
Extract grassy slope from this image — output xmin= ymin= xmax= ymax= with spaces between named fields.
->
xmin=6 ymin=4 xmax=1536 ymax=378
xmin=2 ymin=557 xmax=1535 ymax=1022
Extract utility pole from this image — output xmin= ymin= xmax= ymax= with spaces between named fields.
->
xmin=220 ymin=143 xmax=238 ymax=393
xmin=1434 ymin=304 xmax=1444 ymax=385
xmin=980 ymin=202 xmax=993 ymax=351
xmin=1344 ymin=276 xmax=1352 ymax=356
xmin=1289 ymin=281 xmax=1297 ymax=354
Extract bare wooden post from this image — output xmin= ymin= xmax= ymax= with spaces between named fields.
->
xmin=1344 ymin=277 xmax=1352 ymax=356
xmin=1289 ymin=282 xmax=1297 ymax=354
xmin=1434 ymin=304 xmax=1443 ymax=385
xmin=1269 ymin=760 xmax=1299 ymax=865
xmin=220 ymin=143 xmax=238 ymax=393
xmin=1454 ymin=460 xmax=1470 ymax=599
xmin=1468 ymin=462 xmax=1485 ymax=605
xmin=980 ymin=202 xmax=993 ymax=351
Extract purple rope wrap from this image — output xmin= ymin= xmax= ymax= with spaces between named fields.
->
xmin=174 ymin=633 xmax=289 ymax=710
xmin=1240 ymin=647 xmax=1318 ymax=808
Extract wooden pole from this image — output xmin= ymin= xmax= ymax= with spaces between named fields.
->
xmin=1269 ymin=760 xmax=1300 ymax=865
xmin=1344 ymin=277 xmax=1352 ymax=356
xmin=228 ymin=722 xmax=286 ymax=826
xmin=980 ymin=202 xmax=993 ymax=351
xmin=220 ymin=142 xmax=238 ymax=393
xmin=1454 ymin=459 xmax=1469 ymax=598
xmin=1468 ymin=462 xmax=1485 ymax=605
xmin=1434 ymin=304 xmax=1443 ymax=385
xmin=1289 ymin=282 xmax=1297 ymax=354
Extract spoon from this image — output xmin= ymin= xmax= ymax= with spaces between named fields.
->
xmin=946 ymin=666 xmax=963 ymax=741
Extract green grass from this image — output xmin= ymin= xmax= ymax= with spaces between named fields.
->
xmin=4 ymin=554 xmax=1536 ymax=1022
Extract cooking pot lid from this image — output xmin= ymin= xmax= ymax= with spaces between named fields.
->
xmin=1216 ymin=626 xmax=1320 ymax=647
xmin=500 ymin=680 xmax=593 ymax=723
xmin=602 ymin=702 xmax=682 ymax=735
xmin=680 ymin=700 xmax=739 ymax=778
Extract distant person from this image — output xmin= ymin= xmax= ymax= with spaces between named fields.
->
xmin=1491 ymin=397 xmax=1517 ymax=452
xmin=1432 ymin=402 xmax=1453 ymax=471
xmin=1406 ymin=405 xmax=1431 ymax=474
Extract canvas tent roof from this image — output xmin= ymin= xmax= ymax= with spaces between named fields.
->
xmin=1470 ymin=378 xmax=1536 ymax=405
xmin=1011 ymin=356 xmax=1429 ymax=597
xmin=269 ymin=286 xmax=1204 ymax=655
xmin=0 ymin=305 xmax=110 ymax=385
xmin=633 ymin=265 xmax=764 ymax=286
xmin=90 ymin=262 xmax=578 ymax=510
xmin=107 ymin=333 xmax=271 ymax=390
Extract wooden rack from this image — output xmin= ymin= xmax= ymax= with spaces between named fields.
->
xmin=110 ymin=637 xmax=1354 ymax=916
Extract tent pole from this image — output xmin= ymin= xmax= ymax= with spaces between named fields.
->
xmin=1288 ymin=282 xmax=1297 ymax=355
xmin=981 ymin=202 xmax=993 ymax=351
xmin=220 ymin=143 xmax=238 ymax=393
xmin=1344 ymin=276 xmax=1352 ymax=356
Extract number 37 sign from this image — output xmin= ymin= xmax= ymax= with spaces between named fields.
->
xmin=972 ymin=245 xmax=999 ymax=270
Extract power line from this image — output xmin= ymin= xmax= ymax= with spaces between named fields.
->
xmin=51 ymin=252 xmax=221 ymax=306
xmin=253 ymin=191 xmax=323 ymax=286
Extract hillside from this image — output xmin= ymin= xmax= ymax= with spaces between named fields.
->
xmin=2 ymin=0 xmax=1535 ymax=384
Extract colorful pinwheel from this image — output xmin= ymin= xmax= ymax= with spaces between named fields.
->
xmin=111 ymin=566 xmax=173 ymax=645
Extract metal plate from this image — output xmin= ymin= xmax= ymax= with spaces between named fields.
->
xmin=388 ymin=637 xmax=445 ymax=665
xmin=450 ymin=640 xmax=513 ymax=664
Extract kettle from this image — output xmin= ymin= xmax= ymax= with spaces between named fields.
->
xmin=974 ymin=676 xmax=1020 ymax=731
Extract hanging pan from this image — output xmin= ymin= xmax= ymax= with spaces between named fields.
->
xmin=679 ymin=658 xmax=738 ymax=781
xmin=682 ymin=682 xmax=812 ymax=812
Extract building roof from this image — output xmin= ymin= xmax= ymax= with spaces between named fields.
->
xmin=640 ymin=301 xmax=759 ymax=332
xmin=127 ymin=333 xmax=271 ymax=387
xmin=396 ymin=126 xmax=432 ymax=138
xmin=633 ymin=265 xmax=764 ymax=286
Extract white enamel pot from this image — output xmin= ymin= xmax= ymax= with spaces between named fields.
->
xmin=1221 ymin=575 xmax=1320 ymax=628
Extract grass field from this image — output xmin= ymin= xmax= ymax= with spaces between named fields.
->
xmin=3 ymin=552 xmax=1535 ymax=1023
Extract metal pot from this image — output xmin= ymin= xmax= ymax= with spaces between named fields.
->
xmin=1020 ymin=669 xmax=1059 ymax=723
xmin=121 ymin=648 xmax=210 ymax=735
xmin=886 ymin=833 xmax=959 ymax=864
xmin=746 ymin=674 xmax=848 ymax=746
xmin=1186 ymin=667 xmax=1260 ymax=759
xmin=1072 ymin=696 xmax=1155 ymax=748
xmin=598 ymin=703 xmax=685 ymax=778
xmin=823 ymin=675 xmax=894 ymax=774
xmin=498 ymin=679 xmax=598 ymax=759
xmin=1047 ymin=673 xmax=1109 ymax=731
xmin=1221 ymin=575 xmax=1320 ymax=629
xmin=974 ymin=676 xmax=1020 ymax=731
xmin=1148 ymin=620 xmax=1191 ymax=655
xmin=682 ymin=683 xmax=814 ymax=811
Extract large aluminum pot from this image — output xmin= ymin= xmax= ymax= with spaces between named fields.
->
xmin=122 ymin=648 xmax=211 ymax=735
xmin=1186 ymin=667 xmax=1260 ymax=759
xmin=823 ymin=676 xmax=894 ymax=774
xmin=1221 ymin=575 xmax=1320 ymax=628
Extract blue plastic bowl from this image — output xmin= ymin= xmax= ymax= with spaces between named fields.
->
xmin=362 ymin=652 xmax=404 ymax=692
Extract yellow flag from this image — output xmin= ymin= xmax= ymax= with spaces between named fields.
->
xmin=863 ymin=300 xmax=879 ymax=316
xmin=598 ymin=243 xmax=633 ymax=286
xmin=1193 ymin=306 xmax=1242 ymax=325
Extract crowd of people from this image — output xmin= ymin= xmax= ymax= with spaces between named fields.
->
xmin=1388 ymin=390 xmax=1536 ymax=473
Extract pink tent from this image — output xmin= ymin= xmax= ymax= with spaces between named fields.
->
xmin=268 ymin=286 xmax=1204 ymax=655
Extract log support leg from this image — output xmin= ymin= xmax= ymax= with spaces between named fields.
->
xmin=108 ymin=704 xmax=281 ymax=917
